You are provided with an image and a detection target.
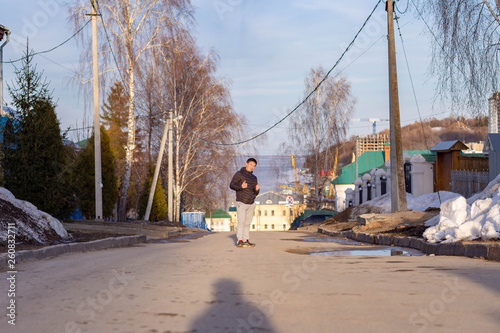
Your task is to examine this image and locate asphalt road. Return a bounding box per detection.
[1,231,500,333]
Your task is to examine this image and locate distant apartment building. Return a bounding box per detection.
[356,134,389,156]
[489,92,500,133]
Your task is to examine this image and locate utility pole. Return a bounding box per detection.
[91,1,103,220]
[0,25,10,117]
[145,110,177,222]
[168,110,174,222]
[355,136,359,179]
[145,111,169,221]
[386,0,407,212]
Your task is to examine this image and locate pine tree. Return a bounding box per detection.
[2,47,76,219]
[138,166,167,222]
[72,126,119,219]
[101,81,128,185]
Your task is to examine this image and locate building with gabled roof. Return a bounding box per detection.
[485,133,500,181]
[205,209,232,232]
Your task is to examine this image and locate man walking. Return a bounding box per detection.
[230,158,260,247]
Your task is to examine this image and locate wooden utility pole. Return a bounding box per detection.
[91,0,103,220]
[386,0,407,212]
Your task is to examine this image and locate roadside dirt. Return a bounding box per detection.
[320,208,441,238]
[1,219,188,253]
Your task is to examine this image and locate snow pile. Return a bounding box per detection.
[356,190,460,214]
[0,187,69,245]
[423,174,500,243]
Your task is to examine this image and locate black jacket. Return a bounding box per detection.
[230,167,259,204]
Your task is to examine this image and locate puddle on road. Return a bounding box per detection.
[310,247,423,257]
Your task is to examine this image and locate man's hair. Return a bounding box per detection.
[246,157,257,165]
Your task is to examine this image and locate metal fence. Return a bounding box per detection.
[451,170,489,198]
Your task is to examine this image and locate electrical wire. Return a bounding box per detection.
[2,20,91,64]
[394,15,430,149]
[395,0,410,14]
[94,0,127,85]
[409,0,487,99]
[196,0,384,146]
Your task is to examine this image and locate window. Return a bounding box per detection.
[283,210,286,216]
[252,224,256,230]
[259,210,261,216]
[271,224,275,229]
[264,210,267,216]
[283,224,286,230]
[264,224,268,229]
[271,210,274,216]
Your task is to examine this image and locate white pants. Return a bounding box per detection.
[236,201,256,241]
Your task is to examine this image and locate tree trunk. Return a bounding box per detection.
[118,41,136,222]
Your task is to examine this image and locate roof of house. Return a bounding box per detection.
[332,150,434,185]
[485,133,500,151]
[255,191,300,205]
[430,140,469,152]
[297,210,337,221]
[332,151,385,185]
[204,208,231,219]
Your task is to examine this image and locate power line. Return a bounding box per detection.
[395,0,410,14]
[394,15,429,148]
[2,20,91,64]
[197,0,384,146]
[94,0,127,85]
[409,0,488,100]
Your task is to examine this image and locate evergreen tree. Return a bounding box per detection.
[2,48,76,218]
[101,81,128,186]
[138,166,167,222]
[72,126,119,219]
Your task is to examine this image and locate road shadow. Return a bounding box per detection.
[190,278,277,332]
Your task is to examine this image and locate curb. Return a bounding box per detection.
[0,235,147,271]
[318,228,500,261]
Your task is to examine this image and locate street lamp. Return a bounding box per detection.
[0,24,10,117]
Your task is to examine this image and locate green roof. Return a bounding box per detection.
[297,210,337,220]
[332,151,385,185]
[332,150,434,185]
[205,208,231,219]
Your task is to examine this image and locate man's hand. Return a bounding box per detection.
[256,183,259,191]
[242,181,248,188]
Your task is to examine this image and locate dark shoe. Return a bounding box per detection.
[237,240,244,247]
[243,240,255,247]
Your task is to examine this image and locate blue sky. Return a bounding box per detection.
[1,0,455,154]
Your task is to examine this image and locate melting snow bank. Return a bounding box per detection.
[423,174,500,243]
[355,190,460,214]
[0,187,69,245]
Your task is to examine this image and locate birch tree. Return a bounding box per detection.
[288,67,355,209]
[415,0,500,114]
[158,36,243,221]
[70,0,192,221]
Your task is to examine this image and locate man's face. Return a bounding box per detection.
[246,161,256,172]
